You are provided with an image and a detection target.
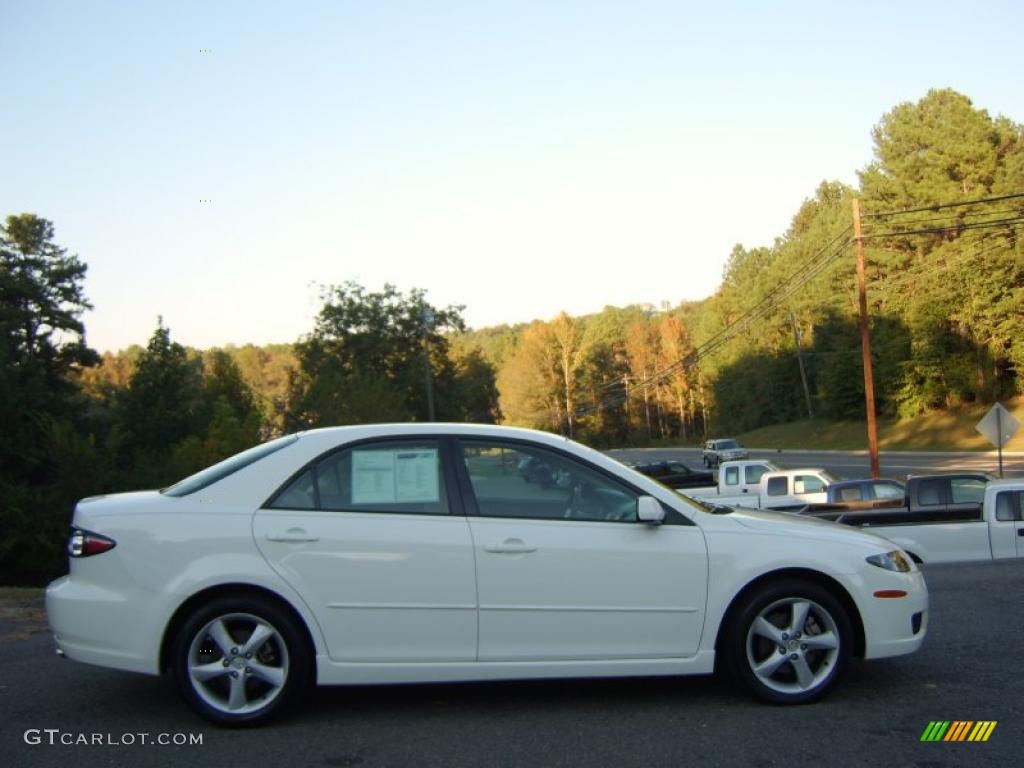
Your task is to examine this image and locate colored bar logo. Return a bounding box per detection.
[920,721,997,742]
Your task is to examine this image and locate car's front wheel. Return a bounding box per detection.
[724,580,852,704]
[172,595,310,726]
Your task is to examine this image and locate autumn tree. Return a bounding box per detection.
[498,321,563,430]
[657,314,695,439]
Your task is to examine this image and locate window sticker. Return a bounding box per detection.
[352,448,440,504]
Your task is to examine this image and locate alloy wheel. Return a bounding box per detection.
[744,597,841,695]
[186,612,290,716]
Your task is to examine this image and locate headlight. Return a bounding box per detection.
[866,550,912,573]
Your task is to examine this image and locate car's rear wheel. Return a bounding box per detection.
[172,595,310,726]
[724,579,851,704]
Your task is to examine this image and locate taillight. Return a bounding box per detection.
[68,529,117,558]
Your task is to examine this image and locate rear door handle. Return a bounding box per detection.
[484,539,537,554]
[266,528,319,543]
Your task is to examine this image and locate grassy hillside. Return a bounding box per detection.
[736,398,1024,452]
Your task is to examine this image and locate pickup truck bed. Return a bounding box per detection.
[799,473,1024,565]
[805,504,982,526]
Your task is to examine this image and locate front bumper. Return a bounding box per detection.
[859,567,928,659]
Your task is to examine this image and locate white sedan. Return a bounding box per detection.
[47,424,927,725]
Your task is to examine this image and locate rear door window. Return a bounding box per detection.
[873,482,905,500]
[950,477,986,504]
[838,486,863,502]
[916,478,945,506]
[994,491,1021,522]
[745,465,768,484]
[766,477,788,496]
[268,439,450,515]
[794,475,826,494]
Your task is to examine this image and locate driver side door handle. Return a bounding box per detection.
[266,528,320,543]
[484,539,537,554]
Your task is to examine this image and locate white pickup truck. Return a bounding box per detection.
[805,475,1024,564]
[686,460,780,498]
[685,461,837,511]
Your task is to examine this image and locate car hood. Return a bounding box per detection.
[726,506,896,551]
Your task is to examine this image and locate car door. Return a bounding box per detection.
[990,490,1024,559]
[948,476,987,520]
[253,437,478,663]
[742,463,769,495]
[792,473,829,506]
[722,464,743,494]
[457,438,708,662]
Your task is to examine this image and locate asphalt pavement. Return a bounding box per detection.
[3,560,1022,768]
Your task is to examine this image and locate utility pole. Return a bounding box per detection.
[789,311,814,419]
[622,374,631,423]
[852,199,880,479]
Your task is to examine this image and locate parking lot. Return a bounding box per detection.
[2,559,1021,768]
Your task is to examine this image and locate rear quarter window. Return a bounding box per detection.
[163,435,299,497]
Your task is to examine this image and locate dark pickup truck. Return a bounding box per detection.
[801,472,1003,563]
[631,460,714,490]
[804,472,990,525]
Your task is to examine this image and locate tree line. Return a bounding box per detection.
[481,88,1023,439]
[2,88,1021,585]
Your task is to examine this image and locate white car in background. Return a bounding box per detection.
[47,424,927,725]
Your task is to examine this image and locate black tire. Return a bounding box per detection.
[172,594,311,726]
[723,579,852,705]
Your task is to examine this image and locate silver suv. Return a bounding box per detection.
[703,438,749,467]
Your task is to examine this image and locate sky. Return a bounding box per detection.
[2,0,1022,353]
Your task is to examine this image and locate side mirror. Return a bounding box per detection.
[638,496,665,525]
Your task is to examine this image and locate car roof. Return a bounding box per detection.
[986,477,1024,489]
[297,422,572,444]
[905,471,995,481]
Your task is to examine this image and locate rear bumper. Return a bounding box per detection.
[46,576,160,676]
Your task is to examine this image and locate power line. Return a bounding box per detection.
[865,225,1023,293]
[861,207,1024,231]
[576,231,855,416]
[536,190,1024,425]
[861,191,1024,219]
[586,223,856,402]
[580,214,1019,417]
[858,216,1024,241]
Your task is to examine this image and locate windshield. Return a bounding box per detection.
[718,440,739,449]
[162,435,299,497]
[821,471,841,484]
